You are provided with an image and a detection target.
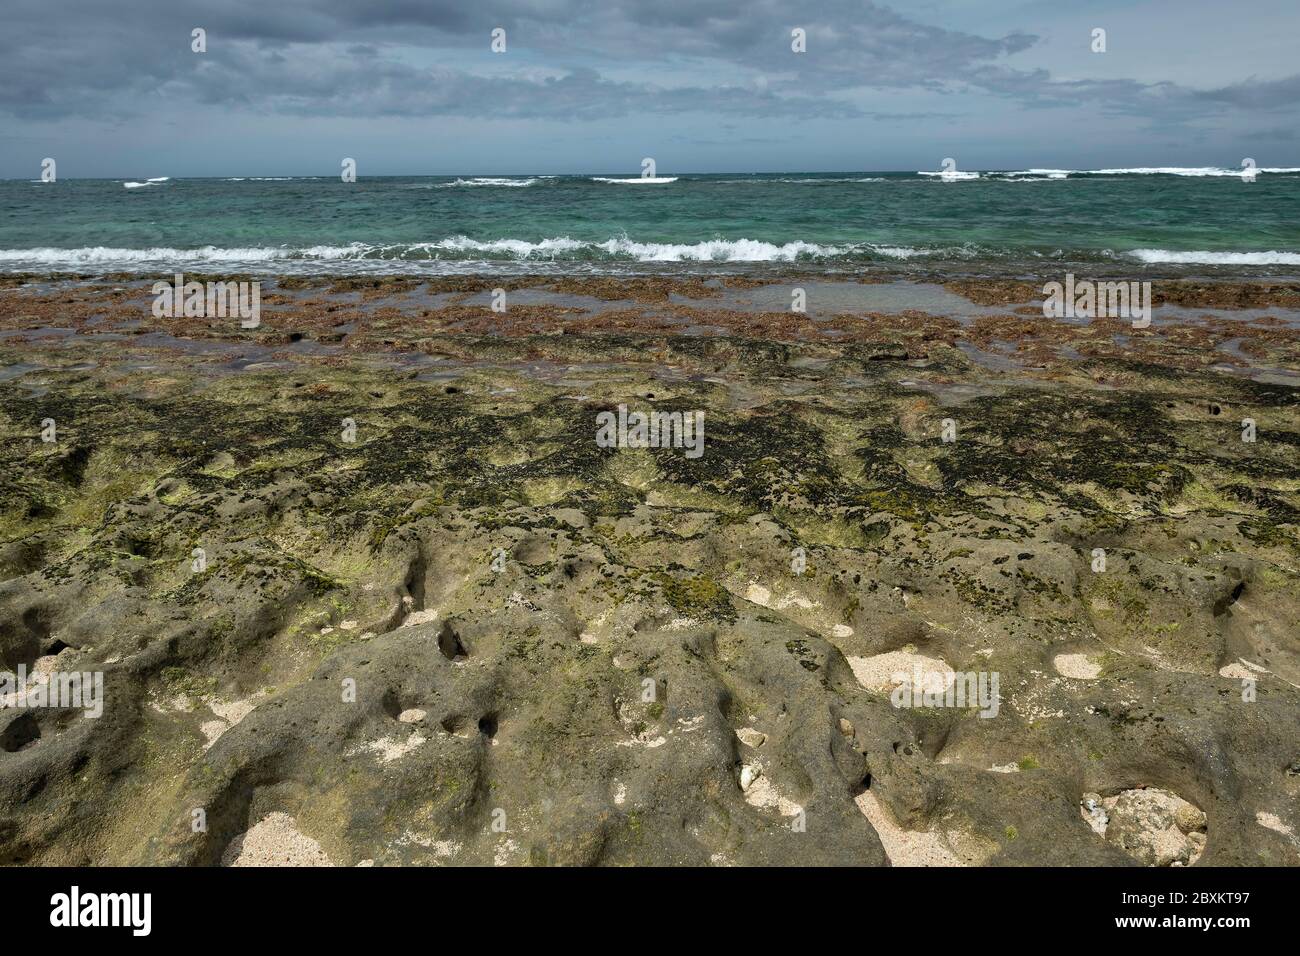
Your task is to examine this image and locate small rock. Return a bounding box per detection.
[1102,788,1206,867]
[1080,792,1109,836]
[1175,803,1207,835]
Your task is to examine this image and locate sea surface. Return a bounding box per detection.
[3,168,1299,278]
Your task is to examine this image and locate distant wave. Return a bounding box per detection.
[989,170,1069,180]
[917,170,980,180]
[434,177,541,188]
[1086,166,1300,177]
[993,167,1300,178]
[225,177,299,182]
[925,167,1300,179]
[1129,249,1300,265]
[590,176,679,184]
[123,177,169,189]
[714,177,887,184]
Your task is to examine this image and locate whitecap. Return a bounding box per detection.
[434,177,539,188]
[917,170,980,181]
[590,176,679,184]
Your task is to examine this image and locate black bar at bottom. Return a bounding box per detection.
[5,865,1285,940]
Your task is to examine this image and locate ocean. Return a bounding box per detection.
[3,168,1299,278]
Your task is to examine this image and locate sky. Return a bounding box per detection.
[1,0,1297,178]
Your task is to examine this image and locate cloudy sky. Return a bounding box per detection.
[2,0,1297,177]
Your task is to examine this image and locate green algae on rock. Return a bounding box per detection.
[0,276,1297,866]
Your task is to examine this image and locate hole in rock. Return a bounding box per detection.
[0,713,40,752]
[1213,581,1246,616]
[440,715,466,735]
[380,689,402,720]
[478,714,498,738]
[437,623,467,661]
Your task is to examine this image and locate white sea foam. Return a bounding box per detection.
[780,176,886,183]
[869,246,930,259]
[591,176,679,184]
[435,177,540,188]
[414,236,843,260]
[917,170,980,180]
[0,237,848,266]
[917,166,1300,179]
[994,170,1069,180]
[713,177,888,184]
[1085,166,1300,177]
[1129,249,1300,265]
[3,239,1293,270]
[595,237,838,260]
[412,236,588,255]
[0,245,318,264]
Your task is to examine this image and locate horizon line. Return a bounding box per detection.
[8,165,1297,182]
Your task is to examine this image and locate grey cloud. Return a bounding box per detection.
[180,48,863,120]
[1195,74,1300,111]
[0,0,1038,120]
[0,0,1296,129]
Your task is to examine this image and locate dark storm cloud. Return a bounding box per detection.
[1,0,1297,126]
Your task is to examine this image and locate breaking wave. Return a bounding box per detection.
[0,237,943,267]
[433,177,542,188]
[1,238,1295,273]
[1128,249,1300,265]
[590,176,679,184]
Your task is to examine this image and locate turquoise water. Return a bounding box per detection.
[3,170,1299,277]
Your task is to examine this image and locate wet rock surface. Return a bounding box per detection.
[0,276,1297,866]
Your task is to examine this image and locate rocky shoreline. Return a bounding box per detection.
[1,275,1297,866]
